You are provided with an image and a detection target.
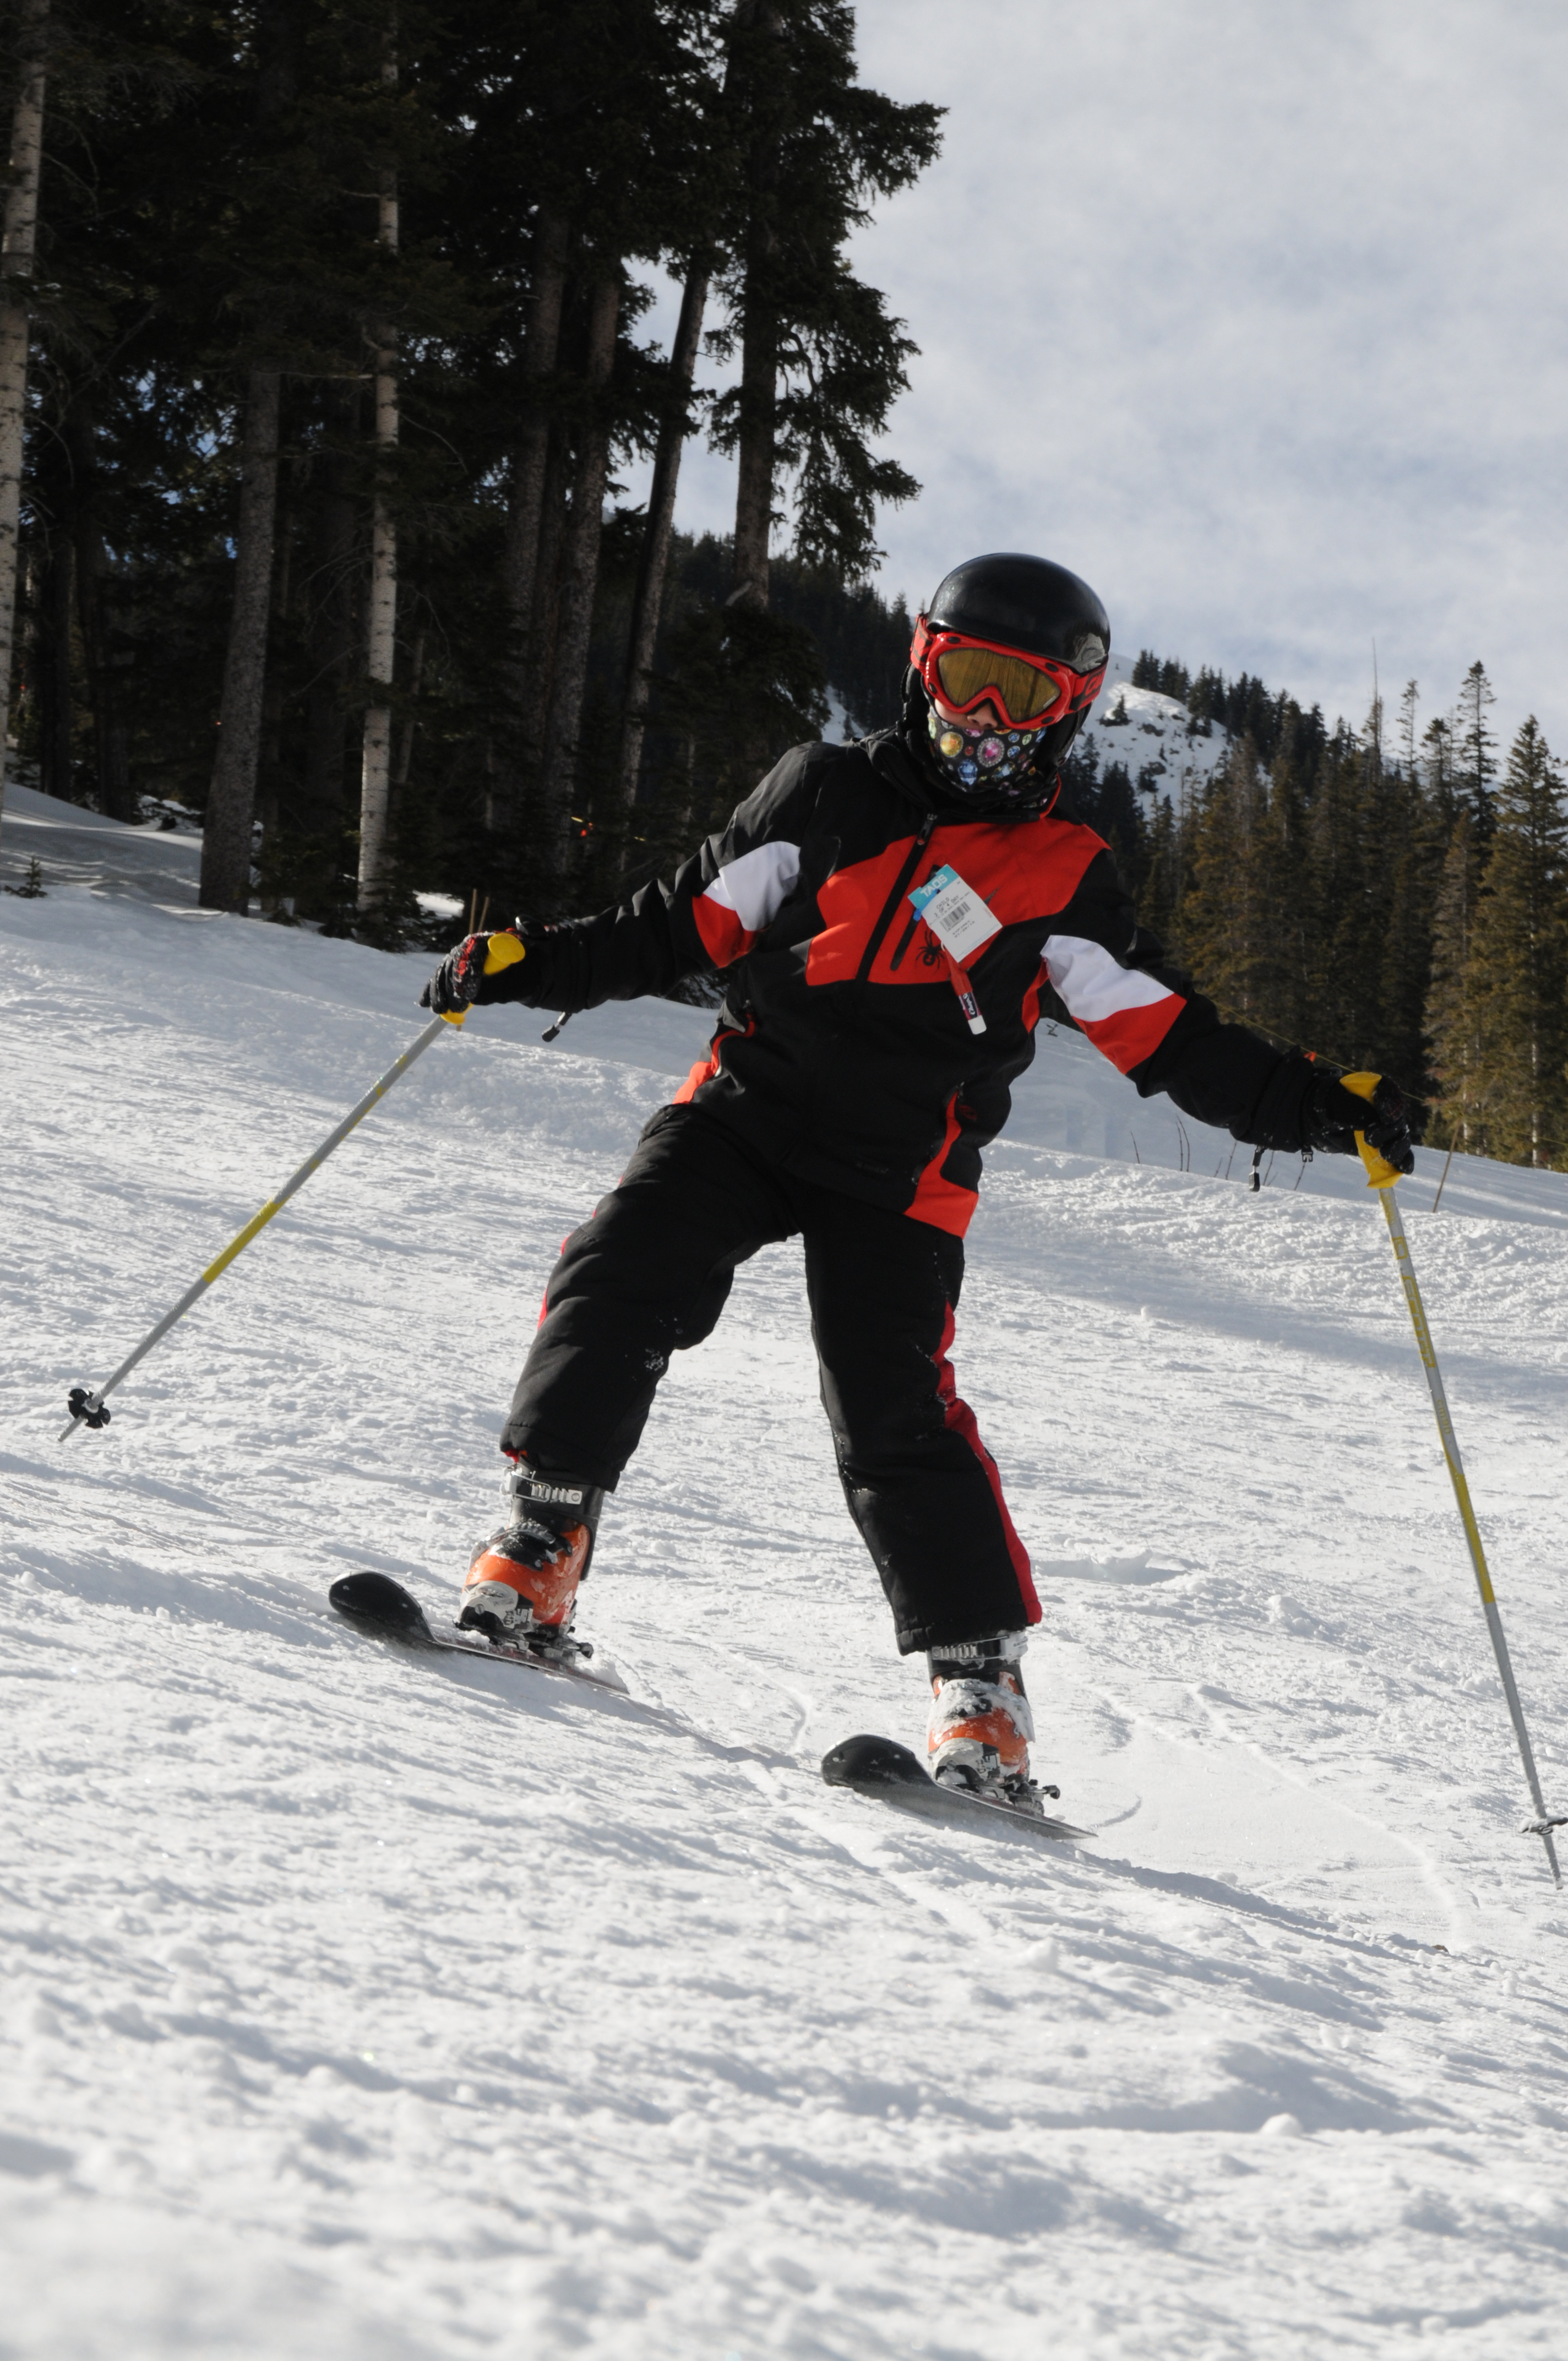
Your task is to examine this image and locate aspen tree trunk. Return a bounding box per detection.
[199,369,281,911]
[0,0,49,838]
[494,206,568,825]
[540,273,620,851]
[356,41,400,916]
[615,258,708,818]
[729,1,783,613]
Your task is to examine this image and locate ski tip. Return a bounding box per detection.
[821,1733,926,1791]
[328,1570,433,1644]
[822,1732,1092,1839]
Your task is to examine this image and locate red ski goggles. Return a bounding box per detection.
[910,616,1107,732]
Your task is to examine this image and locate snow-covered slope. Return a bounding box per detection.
[4,790,1568,2359]
[1076,651,1232,808]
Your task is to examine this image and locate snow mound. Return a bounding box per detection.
[1078,655,1233,804]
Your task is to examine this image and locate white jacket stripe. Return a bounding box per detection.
[1042,932,1178,1024]
[703,839,803,933]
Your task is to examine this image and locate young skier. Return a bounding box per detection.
[421,552,1417,1814]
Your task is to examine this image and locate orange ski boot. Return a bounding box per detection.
[926,1633,1048,1815]
[459,1461,603,1654]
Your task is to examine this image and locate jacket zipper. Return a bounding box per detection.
[854,811,937,983]
[888,908,923,971]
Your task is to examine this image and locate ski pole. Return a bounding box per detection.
[58,931,526,1443]
[1344,1073,1565,1886]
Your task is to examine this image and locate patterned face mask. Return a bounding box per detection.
[926,703,1042,798]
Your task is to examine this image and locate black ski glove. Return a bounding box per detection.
[420,929,523,1016]
[1303,1070,1419,1174]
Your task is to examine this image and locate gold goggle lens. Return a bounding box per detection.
[935,645,1063,722]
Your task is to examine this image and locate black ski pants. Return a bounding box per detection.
[502,1103,1038,1655]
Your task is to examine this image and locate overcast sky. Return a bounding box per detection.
[636,0,1568,754]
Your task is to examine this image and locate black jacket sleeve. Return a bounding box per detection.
[1044,848,1317,1148]
[481,743,827,1014]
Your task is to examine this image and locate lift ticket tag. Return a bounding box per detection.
[908,865,1000,964]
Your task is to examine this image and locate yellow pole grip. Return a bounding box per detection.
[1341,1069,1402,1190]
[442,927,526,1026]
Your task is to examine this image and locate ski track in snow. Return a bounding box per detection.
[3,787,1568,2358]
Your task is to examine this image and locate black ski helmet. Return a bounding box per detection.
[903,551,1112,808]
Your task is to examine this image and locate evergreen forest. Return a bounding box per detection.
[3,2,1565,1165]
[1064,657,1568,1166]
[0,0,939,928]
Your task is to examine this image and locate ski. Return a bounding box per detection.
[821,1733,1090,1841]
[327,1570,629,1695]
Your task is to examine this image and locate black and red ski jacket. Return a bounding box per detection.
[494,728,1316,1236]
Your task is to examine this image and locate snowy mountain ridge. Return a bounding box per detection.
[1075,651,1233,806]
[3,788,1568,2359]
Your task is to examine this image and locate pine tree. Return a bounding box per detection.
[767,553,909,733]
[1058,736,1147,900]
[1420,712,1458,834]
[1456,659,1499,846]
[1397,678,1419,780]
[710,0,940,600]
[448,0,732,867]
[538,270,623,845]
[1301,723,1371,1062]
[1256,739,1311,1044]
[613,0,939,897]
[1375,756,1439,1090]
[1175,738,1275,1027]
[616,254,711,818]
[1460,720,1568,1165]
[1140,794,1180,949]
[1425,808,1484,1147]
[201,368,280,911]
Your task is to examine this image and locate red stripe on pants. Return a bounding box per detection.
[933,1304,1040,1623]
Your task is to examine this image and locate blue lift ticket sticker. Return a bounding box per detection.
[908,864,1001,964]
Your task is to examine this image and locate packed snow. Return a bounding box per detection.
[4,785,1568,2359]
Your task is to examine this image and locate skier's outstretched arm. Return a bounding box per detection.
[420,745,827,1019]
[1042,848,1419,1170]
